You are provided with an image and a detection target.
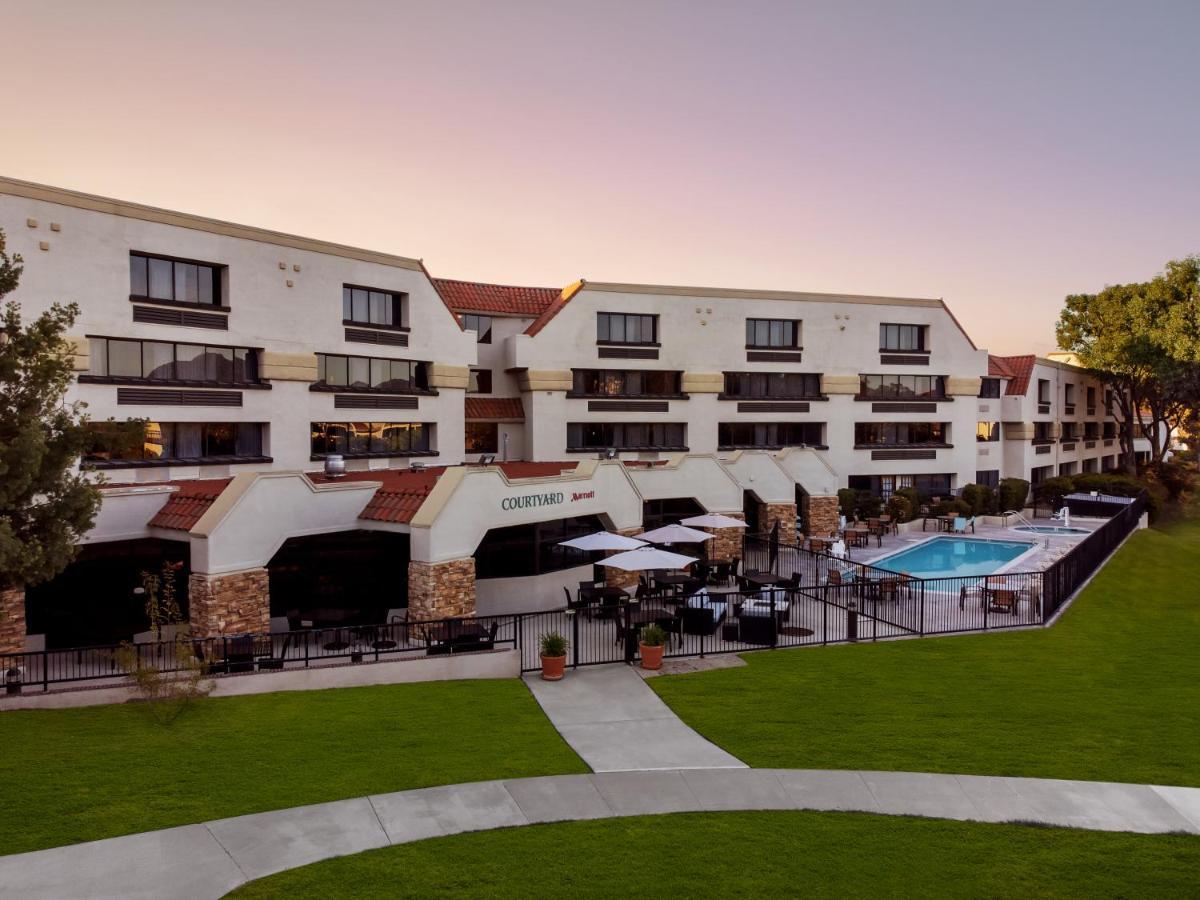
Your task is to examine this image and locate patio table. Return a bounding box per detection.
[743,570,784,587]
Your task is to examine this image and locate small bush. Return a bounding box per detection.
[894,487,922,517]
[932,498,972,517]
[539,632,567,658]
[639,624,667,647]
[886,494,914,523]
[115,639,213,726]
[960,483,998,516]
[999,477,1030,512]
[837,488,858,518]
[1033,476,1077,507]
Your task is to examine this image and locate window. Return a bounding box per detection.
[468,369,493,394]
[1033,422,1054,442]
[566,422,686,451]
[597,312,657,345]
[1031,465,1053,485]
[473,515,606,579]
[130,253,221,307]
[310,422,431,457]
[84,421,264,464]
[342,285,407,329]
[460,314,492,344]
[1103,421,1116,439]
[1086,386,1096,411]
[718,422,823,448]
[722,372,822,399]
[854,422,947,446]
[465,422,498,454]
[745,318,800,349]
[571,370,683,397]
[879,323,926,351]
[857,374,947,400]
[1059,462,1077,476]
[1082,457,1099,473]
[315,354,429,392]
[1037,379,1051,404]
[978,378,1001,398]
[975,469,1000,489]
[976,422,999,442]
[1083,422,1099,440]
[1105,389,1114,414]
[1064,383,1076,406]
[86,338,259,384]
[1061,423,1078,441]
[848,473,951,500]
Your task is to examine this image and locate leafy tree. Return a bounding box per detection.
[1056,256,1200,472]
[0,228,101,594]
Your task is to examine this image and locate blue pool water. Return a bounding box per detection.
[871,537,1034,578]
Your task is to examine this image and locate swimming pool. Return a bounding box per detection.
[871,537,1035,578]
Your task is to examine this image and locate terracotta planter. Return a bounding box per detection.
[540,654,567,681]
[639,643,664,670]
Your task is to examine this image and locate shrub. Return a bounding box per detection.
[894,487,922,517]
[1033,476,1076,507]
[1073,473,1143,497]
[960,483,998,516]
[639,623,667,647]
[837,488,858,518]
[886,494,914,523]
[115,639,213,725]
[932,498,972,517]
[538,632,567,658]
[998,477,1029,511]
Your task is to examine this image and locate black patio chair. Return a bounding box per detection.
[738,613,778,646]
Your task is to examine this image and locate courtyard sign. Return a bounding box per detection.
[500,492,565,511]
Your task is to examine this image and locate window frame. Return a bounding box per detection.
[464,422,499,454]
[460,314,493,344]
[879,323,928,352]
[468,368,493,394]
[596,312,659,346]
[569,369,685,398]
[857,374,948,401]
[717,421,824,449]
[853,421,949,447]
[82,337,262,386]
[313,353,432,394]
[310,421,434,459]
[976,421,1000,442]
[341,284,409,331]
[83,421,267,468]
[978,378,1001,399]
[565,421,687,452]
[129,251,225,310]
[744,318,802,350]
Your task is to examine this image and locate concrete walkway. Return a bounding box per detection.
[2,770,1198,899]
[522,664,746,771]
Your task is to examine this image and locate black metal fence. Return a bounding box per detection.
[2,495,1148,691]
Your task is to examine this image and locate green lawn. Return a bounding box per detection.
[229,811,1200,898]
[652,512,1200,785]
[0,680,585,855]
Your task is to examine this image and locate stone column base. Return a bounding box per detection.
[603,528,643,591]
[188,568,271,638]
[0,586,26,655]
[408,558,476,621]
[806,495,840,538]
[706,514,746,560]
[757,502,798,545]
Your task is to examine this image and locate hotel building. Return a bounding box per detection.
[0,177,1134,652]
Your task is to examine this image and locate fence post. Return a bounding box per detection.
[919,582,926,636]
[571,610,579,670]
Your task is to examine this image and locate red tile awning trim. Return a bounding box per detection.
[432,278,562,318]
[465,397,525,422]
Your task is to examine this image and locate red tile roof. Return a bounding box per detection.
[355,469,444,525]
[465,397,525,421]
[988,354,1036,396]
[432,278,562,318]
[146,478,233,531]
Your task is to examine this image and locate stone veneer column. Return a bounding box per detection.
[706,514,746,561]
[757,501,797,545]
[0,586,26,655]
[188,568,270,638]
[603,528,643,591]
[806,495,840,538]
[408,558,476,621]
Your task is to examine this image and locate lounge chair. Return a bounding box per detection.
[952,516,976,534]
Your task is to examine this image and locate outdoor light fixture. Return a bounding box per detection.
[604,447,618,459]
[479,454,496,465]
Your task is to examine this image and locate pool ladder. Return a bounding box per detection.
[1000,509,1036,528]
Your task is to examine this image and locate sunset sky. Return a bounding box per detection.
[3,0,1197,354]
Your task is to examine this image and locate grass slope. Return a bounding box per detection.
[230,811,1200,898]
[0,680,585,855]
[652,514,1200,785]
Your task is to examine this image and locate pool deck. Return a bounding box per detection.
[850,514,1101,574]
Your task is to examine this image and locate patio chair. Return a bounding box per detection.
[738,612,778,646]
[959,583,986,611]
[876,578,900,604]
[680,604,721,637]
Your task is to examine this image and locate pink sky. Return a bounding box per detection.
[3,1,1197,354]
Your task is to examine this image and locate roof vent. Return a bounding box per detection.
[323,454,346,478]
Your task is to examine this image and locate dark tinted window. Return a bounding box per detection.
[131,253,220,306]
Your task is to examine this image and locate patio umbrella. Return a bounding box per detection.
[638,524,715,545]
[680,513,748,529]
[599,546,698,572]
[557,531,647,552]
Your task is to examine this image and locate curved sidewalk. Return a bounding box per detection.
[2,769,1198,899]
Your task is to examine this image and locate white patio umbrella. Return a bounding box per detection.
[680,513,748,529]
[638,524,714,545]
[557,531,647,552]
[599,546,698,572]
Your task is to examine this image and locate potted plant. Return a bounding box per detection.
[539,631,568,681]
[639,623,667,670]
